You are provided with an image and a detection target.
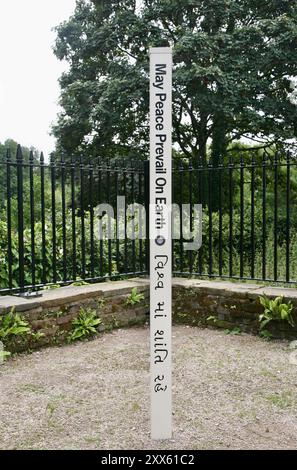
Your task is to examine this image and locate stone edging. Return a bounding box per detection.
[1,278,297,354]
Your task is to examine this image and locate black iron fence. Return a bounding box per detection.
[0,147,148,294]
[173,150,297,284]
[0,146,297,294]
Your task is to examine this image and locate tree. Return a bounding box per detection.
[53,0,297,163]
[0,140,39,212]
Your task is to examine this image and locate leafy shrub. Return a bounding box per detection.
[259,295,294,337]
[68,308,102,342]
[0,308,32,360]
[0,308,31,339]
[125,287,145,306]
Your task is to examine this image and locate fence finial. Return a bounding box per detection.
[16,144,23,161]
[6,148,11,162]
[40,151,44,163]
[29,150,34,163]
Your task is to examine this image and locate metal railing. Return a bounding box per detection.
[172,150,297,284]
[0,146,296,294]
[0,147,148,294]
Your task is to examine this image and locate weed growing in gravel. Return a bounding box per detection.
[225,327,242,335]
[266,392,296,409]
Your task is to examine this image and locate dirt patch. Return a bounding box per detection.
[0,326,297,449]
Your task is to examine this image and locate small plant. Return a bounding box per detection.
[68,308,102,342]
[0,308,31,340]
[71,281,90,287]
[259,295,294,335]
[30,331,45,341]
[0,346,11,361]
[0,308,32,361]
[206,315,218,323]
[225,326,242,335]
[43,284,61,290]
[96,297,106,309]
[259,329,273,340]
[125,287,145,306]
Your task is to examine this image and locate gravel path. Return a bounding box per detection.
[0,326,297,450]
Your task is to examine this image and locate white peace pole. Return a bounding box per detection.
[149,47,172,440]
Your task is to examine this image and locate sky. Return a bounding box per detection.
[0,0,76,157]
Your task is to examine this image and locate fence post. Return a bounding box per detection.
[16,145,25,292]
[29,150,36,288]
[144,159,150,275]
[6,149,13,291]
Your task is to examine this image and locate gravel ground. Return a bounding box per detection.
[0,325,297,450]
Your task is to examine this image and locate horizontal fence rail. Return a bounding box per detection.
[0,146,297,294]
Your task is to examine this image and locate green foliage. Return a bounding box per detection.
[259,329,273,341]
[125,287,145,306]
[68,308,102,342]
[225,327,242,335]
[259,295,295,333]
[0,308,31,340]
[43,284,61,290]
[53,1,297,160]
[0,308,32,361]
[0,208,125,290]
[206,315,218,323]
[0,140,40,213]
[71,281,90,286]
[0,349,11,361]
[30,331,45,342]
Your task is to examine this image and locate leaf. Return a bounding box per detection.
[259,318,271,330]
[0,350,11,361]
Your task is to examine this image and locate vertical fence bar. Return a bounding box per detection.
[218,156,223,276]
[189,159,193,275]
[80,156,86,279]
[6,149,13,291]
[16,145,25,292]
[274,153,278,281]
[239,155,244,278]
[286,152,290,283]
[50,155,57,284]
[250,154,255,279]
[29,151,36,288]
[229,155,233,278]
[98,159,103,277]
[198,157,203,275]
[179,160,184,273]
[262,153,267,280]
[61,155,67,282]
[208,158,213,277]
[123,167,128,274]
[138,168,143,273]
[89,158,95,279]
[40,152,46,285]
[131,161,136,274]
[107,163,112,277]
[115,166,120,274]
[71,156,77,281]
